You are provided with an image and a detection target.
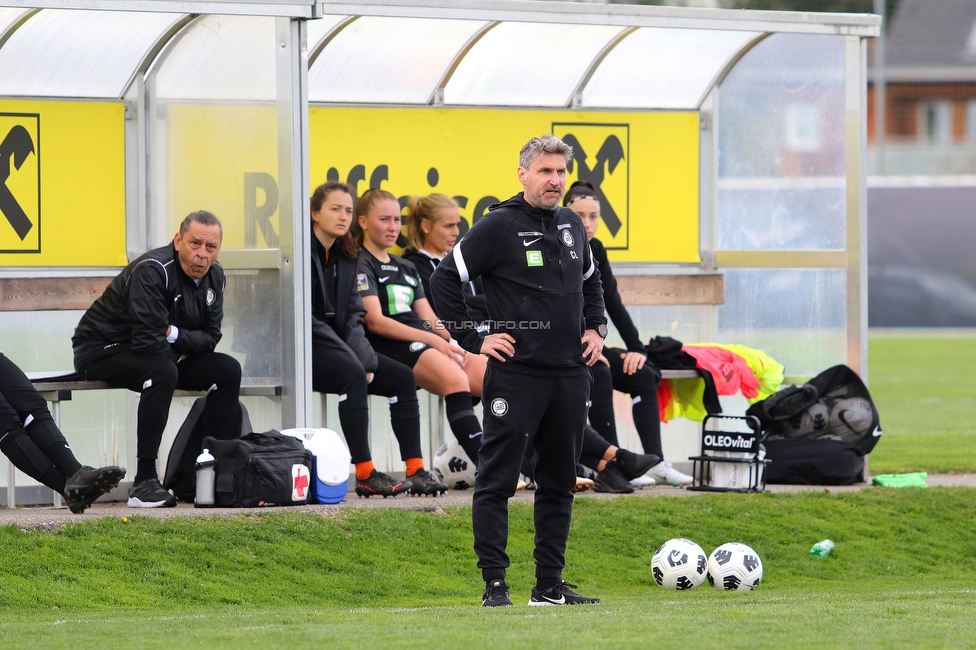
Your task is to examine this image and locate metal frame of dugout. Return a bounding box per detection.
[0,0,880,504]
[688,414,770,493]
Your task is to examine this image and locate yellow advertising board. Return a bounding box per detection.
[0,100,126,267]
[166,104,279,248]
[310,107,699,263]
[166,105,699,263]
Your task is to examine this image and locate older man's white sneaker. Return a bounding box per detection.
[648,460,694,487]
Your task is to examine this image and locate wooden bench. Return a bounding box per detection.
[1,275,281,507]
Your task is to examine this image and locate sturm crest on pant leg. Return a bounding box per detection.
[490,398,509,417]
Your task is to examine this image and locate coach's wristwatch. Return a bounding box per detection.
[597,323,609,339]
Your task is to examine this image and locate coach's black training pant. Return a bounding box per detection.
[521,425,612,481]
[473,365,589,583]
[80,350,241,480]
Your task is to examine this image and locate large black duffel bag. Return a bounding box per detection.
[763,438,865,485]
[203,431,313,507]
[746,365,881,485]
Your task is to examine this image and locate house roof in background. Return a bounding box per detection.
[885,0,976,78]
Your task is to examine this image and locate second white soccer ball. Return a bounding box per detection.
[432,440,476,490]
[651,538,708,590]
[706,542,763,591]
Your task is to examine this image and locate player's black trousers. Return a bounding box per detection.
[0,353,82,493]
[311,336,422,463]
[589,347,664,459]
[80,350,241,464]
[473,364,589,583]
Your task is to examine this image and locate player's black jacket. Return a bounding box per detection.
[73,243,225,368]
[589,237,644,353]
[311,236,378,373]
[429,192,606,372]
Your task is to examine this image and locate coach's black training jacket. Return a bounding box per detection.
[429,192,606,374]
[72,243,225,369]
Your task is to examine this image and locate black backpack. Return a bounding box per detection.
[163,398,251,502]
[203,431,314,508]
[745,365,882,485]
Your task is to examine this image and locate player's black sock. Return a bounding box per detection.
[388,392,423,460]
[445,392,481,467]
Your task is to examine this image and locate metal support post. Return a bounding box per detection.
[846,36,869,381]
[276,16,312,428]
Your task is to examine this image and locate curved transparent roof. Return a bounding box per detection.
[582,27,762,110]
[306,13,348,55]
[154,14,276,102]
[0,9,186,99]
[309,17,489,104]
[0,7,33,41]
[444,22,627,107]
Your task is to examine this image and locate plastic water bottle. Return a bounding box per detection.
[194,448,216,508]
[810,539,834,557]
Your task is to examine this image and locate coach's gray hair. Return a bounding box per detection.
[519,134,574,169]
[180,210,222,238]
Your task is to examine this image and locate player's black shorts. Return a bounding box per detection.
[367,335,430,368]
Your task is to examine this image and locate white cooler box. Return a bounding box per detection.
[280,428,351,504]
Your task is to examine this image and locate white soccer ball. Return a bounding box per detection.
[787,402,829,437]
[432,440,476,490]
[827,396,874,439]
[707,542,763,591]
[651,538,708,590]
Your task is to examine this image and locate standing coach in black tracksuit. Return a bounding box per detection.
[429,134,608,608]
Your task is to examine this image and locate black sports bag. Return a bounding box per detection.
[746,365,881,485]
[763,438,865,486]
[203,431,313,507]
[746,364,882,455]
[163,397,252,502]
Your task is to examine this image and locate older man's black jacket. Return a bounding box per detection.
[73,243,225,368]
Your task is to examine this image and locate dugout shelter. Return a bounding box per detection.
[0,0,879,503]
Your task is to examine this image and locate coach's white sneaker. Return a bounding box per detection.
[648,460,694,487]
[630,474,656,489]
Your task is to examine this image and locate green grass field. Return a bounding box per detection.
[1,335,974,648]
[868,334,976,473]
[2,490,976,648]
